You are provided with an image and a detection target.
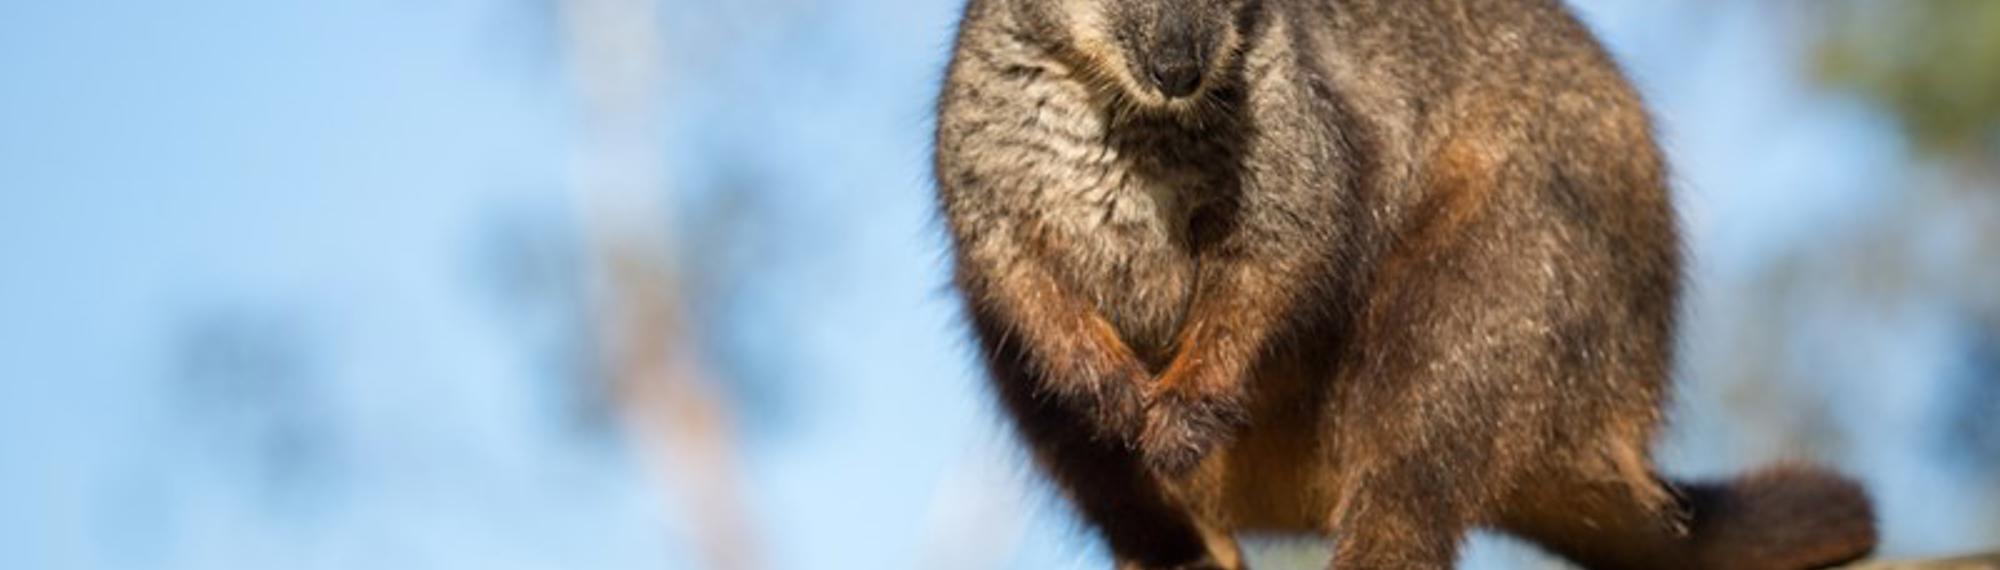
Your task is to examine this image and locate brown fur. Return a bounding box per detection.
[933,0,1879,568]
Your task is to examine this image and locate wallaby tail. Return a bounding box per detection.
[1501,463,1878,570]
[1673,464,1879,570]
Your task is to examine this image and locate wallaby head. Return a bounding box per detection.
[1014,0,1252,112]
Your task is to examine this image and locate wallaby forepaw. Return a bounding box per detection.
[1137,386,1247,475]
[1090,368,1151,446]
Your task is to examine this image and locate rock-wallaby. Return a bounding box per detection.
[933,0,1880,568]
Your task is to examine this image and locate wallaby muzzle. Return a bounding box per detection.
[1111,0,1230,101]
[1143,9,1209,98]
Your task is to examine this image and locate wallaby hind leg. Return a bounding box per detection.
[976,312,1237,570]
[1327,461,1474,570]
[1498,462,1878,570]
[1496,464,1689,570]
[1008,390,1236,570]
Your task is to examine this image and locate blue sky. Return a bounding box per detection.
[1,1,1991,569]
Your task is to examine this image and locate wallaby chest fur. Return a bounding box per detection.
[938,30,1234,362]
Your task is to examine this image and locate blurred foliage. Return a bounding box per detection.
[1946,318,2000,470]
[1810,1,2000,526]
[1814,0,2000,160]
[173,309,341,511]
[472,207,617,439]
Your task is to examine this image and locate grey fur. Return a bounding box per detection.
[934,1,1877,569]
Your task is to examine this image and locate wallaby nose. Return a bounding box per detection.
[1148,60,1203,99]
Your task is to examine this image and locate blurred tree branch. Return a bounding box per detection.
[1845,554,2000,569]
[557,0,761,568]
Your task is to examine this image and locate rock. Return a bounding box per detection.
[1844,554,2000,569]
